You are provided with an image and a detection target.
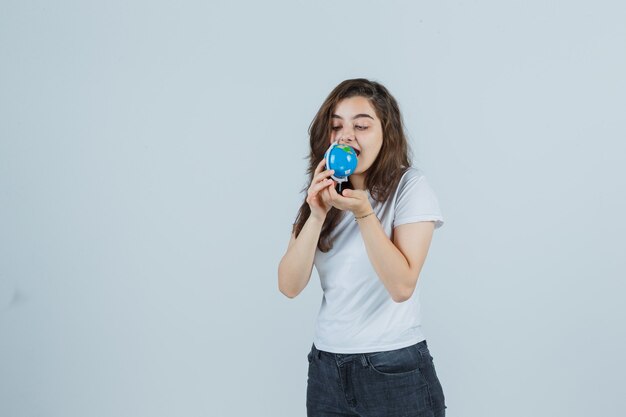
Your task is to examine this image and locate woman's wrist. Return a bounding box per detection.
[353,203,373,218]
[308,213,327,225]
[354,211,376,222]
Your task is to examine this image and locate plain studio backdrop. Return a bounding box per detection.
[1,1,625,416]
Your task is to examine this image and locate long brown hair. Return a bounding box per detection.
[292,78,413,252]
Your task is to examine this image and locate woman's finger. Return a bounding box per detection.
[321,185,335,207]
[308,178,334,197]
[312,159,336,184]
[313,158,326,176]
[327,183,340,199]
[314,169,334,184]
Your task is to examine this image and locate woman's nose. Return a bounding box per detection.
[338,136,354,146]
[338,129,355,142]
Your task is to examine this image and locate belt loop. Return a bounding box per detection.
[360,354,367,367]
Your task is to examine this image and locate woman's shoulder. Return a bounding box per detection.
[398,165,426,184]
[385,166,426,202]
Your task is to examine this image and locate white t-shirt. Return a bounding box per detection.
[312,166,444,354]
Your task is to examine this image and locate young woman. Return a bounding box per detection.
[278,78,447,417]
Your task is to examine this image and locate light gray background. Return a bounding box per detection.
[1,1,625,416]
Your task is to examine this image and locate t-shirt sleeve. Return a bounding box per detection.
[393,172,445,229]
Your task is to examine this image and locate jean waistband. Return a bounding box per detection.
[311,340,427,366]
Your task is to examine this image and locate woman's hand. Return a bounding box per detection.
[326,183,373,217]
[306,158,336,222]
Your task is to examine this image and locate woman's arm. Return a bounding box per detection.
[357,215,435,303]
[277,216,325,298]
[324,186,436,303]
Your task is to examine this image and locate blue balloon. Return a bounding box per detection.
[324,143,358,182]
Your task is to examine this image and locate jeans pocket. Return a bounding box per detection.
[366,345,422,377]
[416,342,447,412]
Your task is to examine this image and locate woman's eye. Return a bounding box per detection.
[332,125,368,131]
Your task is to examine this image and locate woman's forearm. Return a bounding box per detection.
[356,215,413,302]
[278,215,325,298]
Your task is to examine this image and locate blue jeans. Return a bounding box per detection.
[306,340,447,416]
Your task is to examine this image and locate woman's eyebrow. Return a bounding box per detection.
[331,113,374,120]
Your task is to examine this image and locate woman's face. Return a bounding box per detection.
[329,96,383,175]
